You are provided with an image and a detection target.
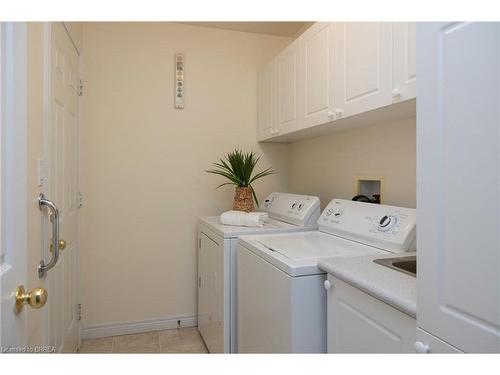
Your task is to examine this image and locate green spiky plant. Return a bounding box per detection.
[206,149,276,207]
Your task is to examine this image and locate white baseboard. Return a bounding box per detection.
[81,315,197,340]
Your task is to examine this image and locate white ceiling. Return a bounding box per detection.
[179,22,313,37]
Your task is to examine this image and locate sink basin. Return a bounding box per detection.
[373,256,416,277]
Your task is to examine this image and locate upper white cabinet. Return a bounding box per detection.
[333,22,393,120]
[257,22,416,142]
[257,58,278,141]
[277,38,301,134]
[300,23,335,127]
[417,22,500,353]
[393,22,416,102]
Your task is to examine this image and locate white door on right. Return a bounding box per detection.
[333,22,392,120]
[417,22,500,353]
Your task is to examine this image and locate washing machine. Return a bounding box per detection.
[237,198,416,353]
[197,192,320,353]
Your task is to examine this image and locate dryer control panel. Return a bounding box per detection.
[318,199,416,253]
[260,192,320,227]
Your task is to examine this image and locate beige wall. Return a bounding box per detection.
[288,117,416,209]
[80,23,291,327]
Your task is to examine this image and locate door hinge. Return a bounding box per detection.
[78,79,83,96]
[198,238,201,248]
[77,303,82,321]
[198,276,201,288]
[77,191,83,208]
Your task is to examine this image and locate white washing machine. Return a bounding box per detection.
[197,192,320,353]
[237,198,416,353]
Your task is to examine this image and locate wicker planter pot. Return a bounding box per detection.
[233,186,255,212]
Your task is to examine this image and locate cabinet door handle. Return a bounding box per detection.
[414,341,430,353]
[327,110,335,120]
[335,108,343,118]
[324,279,332,290]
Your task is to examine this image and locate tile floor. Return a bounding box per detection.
[79,327,208,354]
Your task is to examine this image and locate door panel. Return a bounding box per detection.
[417,22,500,353]
[277,39,300,134]
[393,22,416,101]
[257,59,277,141]
[333,22,392,119]
[300,22,335,128]
[328,277,416,353]
[46,22,79,353]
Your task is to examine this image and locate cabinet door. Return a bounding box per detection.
[257,58,277,141]
[277,39,301,134]
[393,22,416,102]
[417,22,500,353]
[333,22,392,119]
[300,22,335,128]
[327,277,416,353]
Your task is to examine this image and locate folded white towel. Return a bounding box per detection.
[220,210,269,227]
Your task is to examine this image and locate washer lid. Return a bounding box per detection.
[239,231,385,277]
[199,216,315,238]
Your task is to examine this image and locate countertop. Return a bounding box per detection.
[318,252,417,318]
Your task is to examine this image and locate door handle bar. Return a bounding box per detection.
[38,193,60,278]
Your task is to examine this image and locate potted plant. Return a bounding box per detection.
[206,149,276,212]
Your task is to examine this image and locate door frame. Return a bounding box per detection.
[0,22,29,349]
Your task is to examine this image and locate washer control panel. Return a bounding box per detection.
[261,192,321,227]
[319,199,416,253]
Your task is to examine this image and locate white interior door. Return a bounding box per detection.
[44,22,80,353]
[0,22,29,351]
[417,22,500,353]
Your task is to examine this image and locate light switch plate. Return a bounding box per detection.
[37,157,46,186]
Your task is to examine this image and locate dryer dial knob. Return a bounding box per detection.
[378,215,397,232]
[264,197,275,208]
[332,208,343,217]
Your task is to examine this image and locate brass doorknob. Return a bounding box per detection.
[15,285,48,314]
[50,239,66,253]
